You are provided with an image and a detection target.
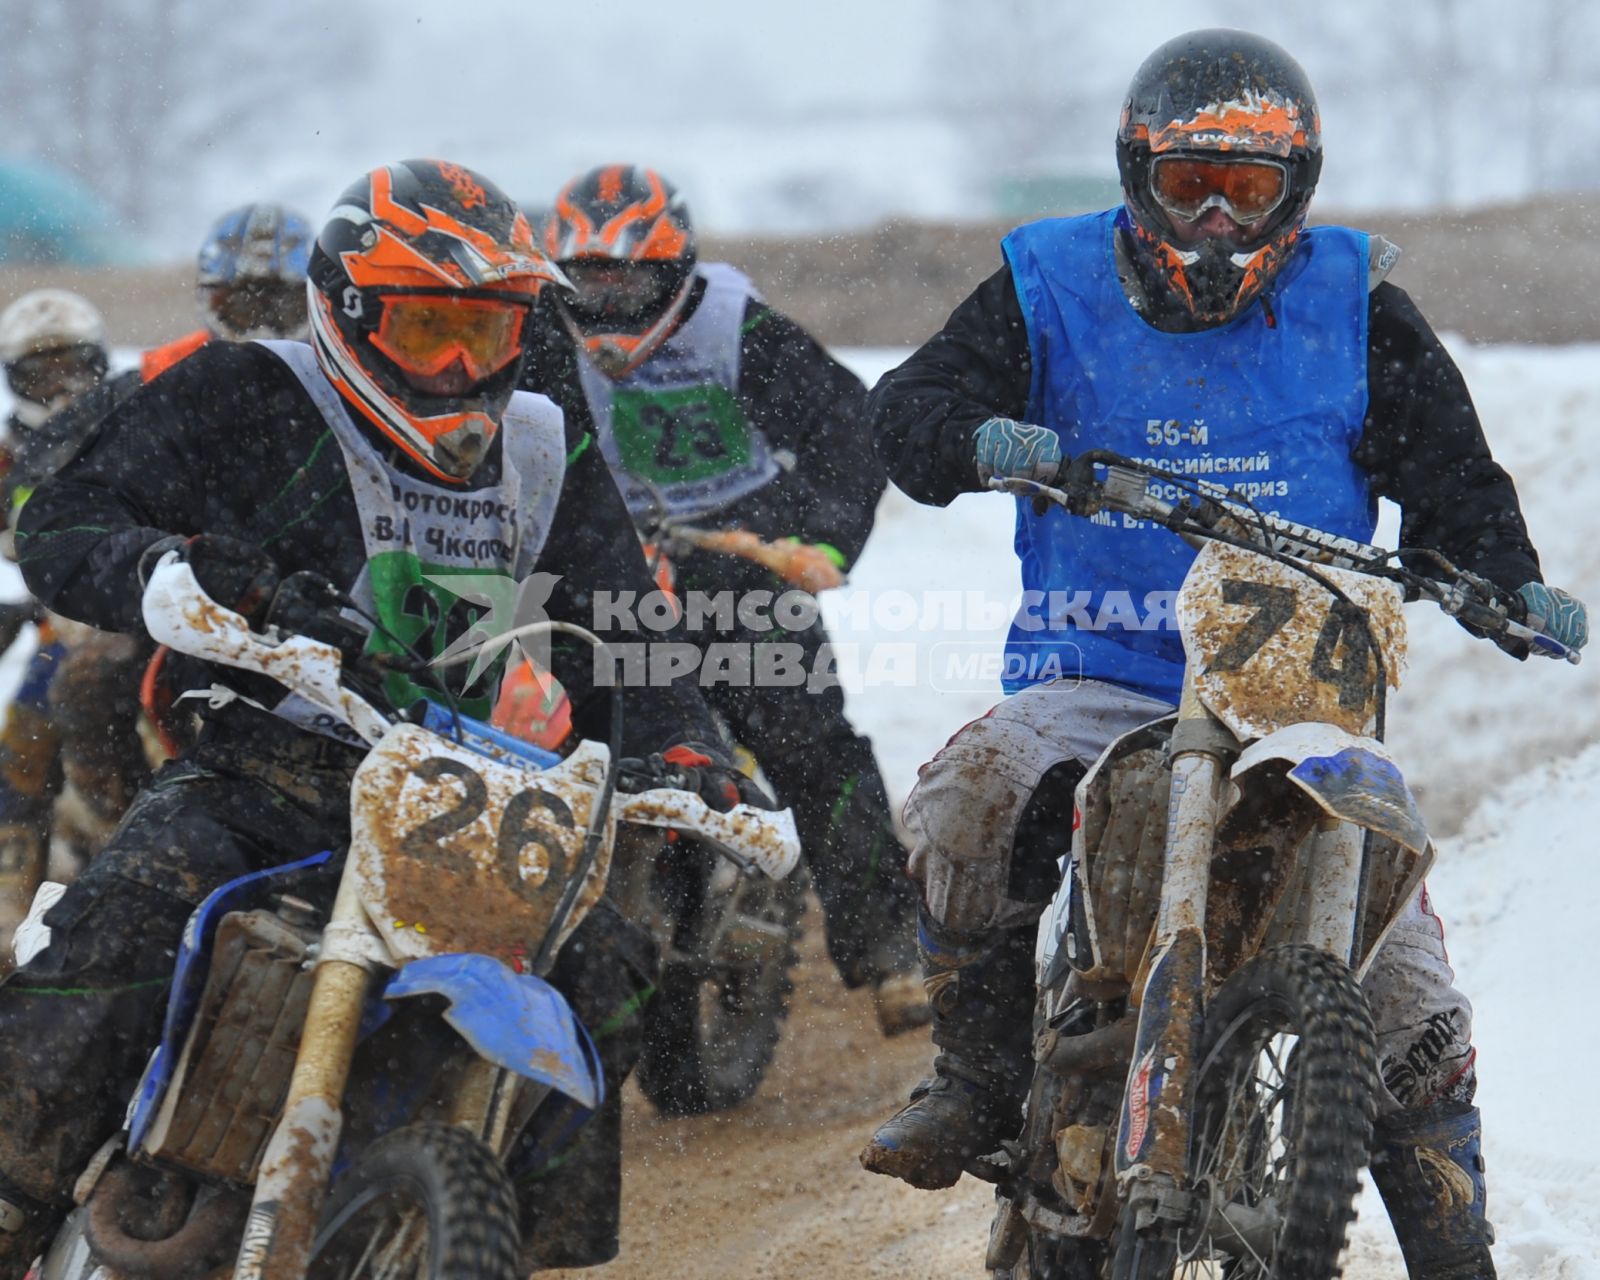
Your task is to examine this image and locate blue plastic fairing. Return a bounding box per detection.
[128,849,336,1153]
[1289,747,1429,853]
[419,702,561,771]
[383,953,603,1109]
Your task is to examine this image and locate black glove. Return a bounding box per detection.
[139,534,280,625]
[660,741,777,813]
[263,571,369,666]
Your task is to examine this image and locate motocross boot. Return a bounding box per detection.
[1370,1102,1496,1279]
[860,911,1035,1189]
[0,1169,59,1279]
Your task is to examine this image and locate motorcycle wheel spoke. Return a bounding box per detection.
[1182,1029,1298,1274]
[360,1206,425,1280]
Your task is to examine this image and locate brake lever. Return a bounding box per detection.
[614,755,694,795]
[1417,572,1582,664]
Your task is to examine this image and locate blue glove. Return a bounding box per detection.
[974,417,1062,485]
[1518,582,1588,651]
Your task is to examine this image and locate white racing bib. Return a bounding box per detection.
[263,341,567,727]
[578,263,782,522]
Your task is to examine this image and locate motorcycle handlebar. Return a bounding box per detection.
[988,450,1581,666]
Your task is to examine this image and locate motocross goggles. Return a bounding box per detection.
[560,260,682,323]
[208,279,309,340]
[4,344,107,406]
[370,294,531,385]
[1150,156,1289,226]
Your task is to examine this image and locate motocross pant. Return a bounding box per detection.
[0,634,64,933]
[902,677,1479,1119]
[511,898,660,1271]
[0,715,657,1263]
[0,626,151,933]
[678,564,920,987]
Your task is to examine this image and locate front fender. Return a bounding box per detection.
[1231,722,1429,854]
[383,954,603,1110]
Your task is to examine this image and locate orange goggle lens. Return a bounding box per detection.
[1150,157,1288,225]
[371,295,529,381]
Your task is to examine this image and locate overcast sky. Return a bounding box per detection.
[23,0,1597,258]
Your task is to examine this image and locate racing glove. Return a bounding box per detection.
[660,741,777,813]
[1517,582,1589,652]
[974,417,1063,485]
[138,533,280,625]
[264,571,369,663]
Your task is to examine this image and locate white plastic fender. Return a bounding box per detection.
[1229,721,1430,855]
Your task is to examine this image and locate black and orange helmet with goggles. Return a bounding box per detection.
[307,159,570,483]
[543,165,698,378]
[1115,29,1323,327]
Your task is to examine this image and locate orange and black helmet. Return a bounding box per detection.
[307,159,569,483]
[1115,29,1322,326]
[543,165,697,377]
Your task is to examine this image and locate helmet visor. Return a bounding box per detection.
[4,344,107,406]
[1150,157,1289,226]
[372,295,530,385]
[560,261,681,324]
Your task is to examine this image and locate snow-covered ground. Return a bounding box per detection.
[832,341,1600,1277]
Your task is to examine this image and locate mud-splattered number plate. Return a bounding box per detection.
[1177,542,1407,739]
[350,726,613,964]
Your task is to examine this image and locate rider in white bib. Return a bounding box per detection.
[525,164,929,1035]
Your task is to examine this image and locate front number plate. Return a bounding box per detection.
[349,727,612,965]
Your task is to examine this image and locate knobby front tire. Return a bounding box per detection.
[308,1122,520,1280]
[1112,945,1377,1279]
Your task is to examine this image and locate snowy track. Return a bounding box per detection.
[4,341,1596,1276]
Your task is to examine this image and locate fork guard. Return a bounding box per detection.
[383,953,604,1110]
[1229,722,1429,855]
[1226,722,1435,977]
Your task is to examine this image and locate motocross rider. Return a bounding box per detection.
[858,30,1589,1280]
[0,209,317,948]
[0,288,144,944]
[521,164,928,1035]
[140,200,314,381]
[0,160,757,1275]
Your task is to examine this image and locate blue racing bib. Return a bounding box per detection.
[999,209,1375,702]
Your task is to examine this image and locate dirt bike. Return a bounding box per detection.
[977,451,1577,1279]
[20,553,799,1280]
[493,518,848,1118]
[631,520,849,1115]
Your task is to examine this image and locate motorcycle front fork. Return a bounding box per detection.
[233,868,373,1280]
[1114,686,1365,1231]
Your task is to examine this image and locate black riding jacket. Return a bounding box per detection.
[15,339,718,754]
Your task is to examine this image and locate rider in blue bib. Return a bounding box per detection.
[861,29,1587,1280]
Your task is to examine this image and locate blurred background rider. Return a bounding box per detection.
[524,163,929,1036]
[0,203,313,949]
[141,200,312,381]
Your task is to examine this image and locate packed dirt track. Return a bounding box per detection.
[545,917,995,1280]
[547,914,1411,1280]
